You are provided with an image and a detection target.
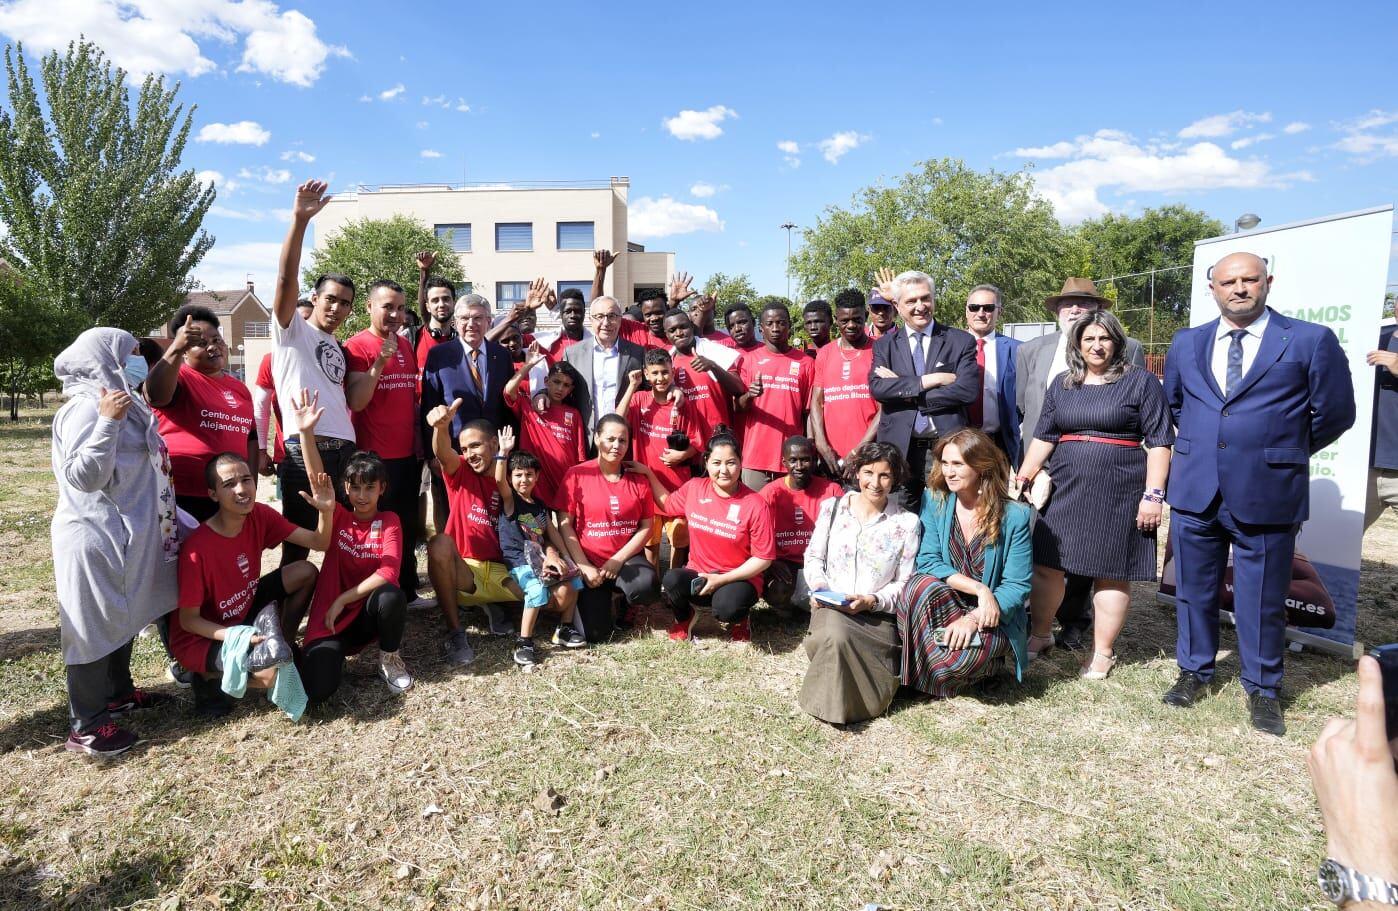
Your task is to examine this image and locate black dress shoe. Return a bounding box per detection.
[1248,694,1286,736]
[1056,625,1090,652]
[1163,671,1206,707]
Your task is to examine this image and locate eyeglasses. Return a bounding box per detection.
[590,312,621,322]
[966,304,998,313]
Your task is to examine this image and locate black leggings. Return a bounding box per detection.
[298,586,406,704]
[661,567,759,624]
[575,556,661,643]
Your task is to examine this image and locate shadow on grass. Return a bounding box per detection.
[0,626,60,662]
[0,845,184,910]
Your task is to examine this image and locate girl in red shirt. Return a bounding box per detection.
[504,344,588,508]
[632,430,777,643]
[299,449,414,704]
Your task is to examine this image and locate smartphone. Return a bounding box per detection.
[933,627,982,649]
[1368,643,1398,742]
[690,576,708,596]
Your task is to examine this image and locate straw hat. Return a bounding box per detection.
[1044,277,1111,314]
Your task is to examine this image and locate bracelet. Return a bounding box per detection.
[1145,487,1165,498]
[493,455,507,461]
[1141,493,1164,504]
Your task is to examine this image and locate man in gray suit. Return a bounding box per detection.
[564,295,646,448]
[1015,277,1146,650]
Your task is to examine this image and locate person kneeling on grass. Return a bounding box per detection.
[495,427,587,667]
[425,401,526,666]
[299,440,414,704]
[171,395,334,719]
[759,436,843,616]
[632,431,776,643]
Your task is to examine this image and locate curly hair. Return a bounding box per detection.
[925,428,1011,545]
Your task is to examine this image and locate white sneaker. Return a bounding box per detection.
[378,650,413,693]
[405,595,437,611]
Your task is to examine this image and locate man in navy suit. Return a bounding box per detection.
[422,294,514,448]
[1162,251,1355,735]
[1365,321,1398,529]
[869,269,980,510]
[962,284,1022,467]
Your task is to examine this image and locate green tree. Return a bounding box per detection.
[0,266,59,419]
[703,271,758,312]
[0,40,214,338]
[301,215,466,337]
[789,158,1071,324]
[1070,205,1225,346]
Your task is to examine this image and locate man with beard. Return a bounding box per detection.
[811,289,880,473]
[414,251,456,366]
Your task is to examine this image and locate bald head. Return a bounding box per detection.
[1209,251,1272,327]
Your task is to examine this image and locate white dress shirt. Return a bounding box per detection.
[905,320,937,369]
[975,333,999,434]
[1046,333,1070,390]
[1211,308,1270,392]
[591,339,620,424]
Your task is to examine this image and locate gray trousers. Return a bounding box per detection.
[66,641,134,734]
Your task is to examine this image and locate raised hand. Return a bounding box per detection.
[524,340,547,369]
[748,374,764,397]
[291,180,332,223]
[377,331,398,364]
[692,293,717,318]
[668,272,694,305]
[627,368,644,389]
[873,266,896,301]
[427,397,463,429]
[525,277,550,310]
[416,250,437,272]
[169,314,204,356]
[498,425,516,456]
[593,249,619,270]
[300,470,336,513]
[97,387,132,420]
[292,388,324,434]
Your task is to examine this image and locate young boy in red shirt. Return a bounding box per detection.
[759,437,843,614]
[503,343,588,509]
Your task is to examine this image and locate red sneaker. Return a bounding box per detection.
[728,617,752,643]
[668,613,699,641]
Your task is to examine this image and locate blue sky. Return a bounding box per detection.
[1,0,1394,296]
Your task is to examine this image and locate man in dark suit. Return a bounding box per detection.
[422,294,515,447]
[1366,321,1398,530]
[869,269,979,510]
[563,295,646,445]
[963,284,1023,467]
[1163,251,1355,735]
[1014,278,1146,649]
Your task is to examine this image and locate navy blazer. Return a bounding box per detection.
[869,322,980,450]
[988,333,1023,467]
[1163,307,1355,525]
[422,338,514,448]
[1372,323,1398,470]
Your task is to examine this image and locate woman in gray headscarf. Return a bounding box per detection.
[52,327,180,756]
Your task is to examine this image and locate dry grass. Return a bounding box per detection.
[2,408,1396,910]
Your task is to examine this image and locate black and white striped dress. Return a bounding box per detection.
[1031,366,1174,580]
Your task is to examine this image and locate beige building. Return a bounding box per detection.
[313,177,674,316]
[154,281,272,382]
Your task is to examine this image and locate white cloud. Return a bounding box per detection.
[378,83,405,101]
[590,131,601,140]
[421,94,469,112]
[1282,121,1311,135]
[236,166,292,185]
[207,205,289,222]
[0,0,348,87]
[194,239,306,292]
[689,182,729,198]
[1350,110,1398,131]
[195,169,238,194]
[1013,141,1078,159]
[932,117,943,126]
[420,149,443,159]
[629,196,723,239]
[777,139,801,168]
[662,105,737,141]
[1333,110,1398,160]
[817,130,870,164]
[1011,128,1309,222]
[196,120,270,146]
[1178,110,1272,138]
[1230,133,1274,150]
[279,150,315,163]
[416,121,429,129]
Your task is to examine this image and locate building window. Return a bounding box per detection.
[556,280,591,302]
[556,221,595,251]
[244,320,270,339]
[497,281,528,311]
[495,222,532,252]
[434,223,472,252]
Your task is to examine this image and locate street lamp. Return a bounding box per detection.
[779,222,797,300]
[1234,213,1261,233]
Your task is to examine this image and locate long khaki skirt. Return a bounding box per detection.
[799,607,901,725]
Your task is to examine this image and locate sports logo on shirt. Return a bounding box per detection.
[841,361,851,379]
[222,390,239,408]
[794,507,806,525]
[236,553,251,577]
[789,362,801,377]
[564,411,575,425]
[369,520,382,542]
[609,495,620,514]
[726,504,741,523]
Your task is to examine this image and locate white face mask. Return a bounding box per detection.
[123,354,149,388]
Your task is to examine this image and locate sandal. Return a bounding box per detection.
[1027,634,1055,660]
[1080,651,1118,680]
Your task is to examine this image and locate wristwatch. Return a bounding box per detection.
[1319,859,1398,906]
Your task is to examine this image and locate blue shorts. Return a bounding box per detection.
[510,565,582,610]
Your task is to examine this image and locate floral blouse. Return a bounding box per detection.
[802,492,923,614]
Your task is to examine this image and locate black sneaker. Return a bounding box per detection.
[65,722,137,757]
[552,626,587,649]
[513,640,538,667]
[166,662,194,688]
[107,689,174,716]
[191,676,232,720]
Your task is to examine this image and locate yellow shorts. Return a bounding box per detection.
[647,517,689,548]
[456,559,523,608]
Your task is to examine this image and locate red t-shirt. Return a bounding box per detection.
[172,503,297,670]
[443,461,504,562]
[662,478,776,591]
[626,389,696,492]
[736,347,815,473]
[508,392,587,508]
[703,330,738,349]
[759,476,842,564]
[344,329,419,460]
[670,351,733,444]
[813,342,878,458]
[304,505,402,646]
[255,353,285,464]
[416,327,453,365]
[154,365,255,497]
[619,317,665,350]
[544,332,584,363]
[558,462,655,567]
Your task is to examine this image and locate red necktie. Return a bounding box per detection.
[969,337,986,426]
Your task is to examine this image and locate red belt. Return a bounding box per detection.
[1059,434,1141,447]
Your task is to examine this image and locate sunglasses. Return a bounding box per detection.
[966,304,998,313]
